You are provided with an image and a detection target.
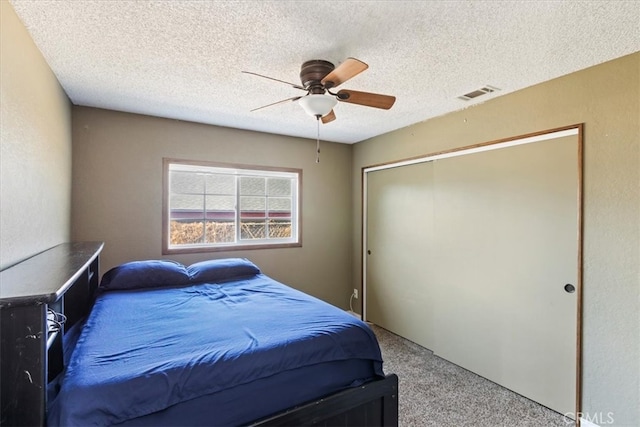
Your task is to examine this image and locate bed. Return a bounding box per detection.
[47,258,398,426]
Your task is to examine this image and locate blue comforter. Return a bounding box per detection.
[48,274,383,426]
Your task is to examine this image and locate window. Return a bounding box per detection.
[163,159,301,254]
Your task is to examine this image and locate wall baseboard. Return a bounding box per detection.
[580,417,600,427]
[347,310,362,319]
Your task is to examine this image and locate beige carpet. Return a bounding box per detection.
[370,324,574,427]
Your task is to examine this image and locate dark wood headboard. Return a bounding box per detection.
[0,242,104,426]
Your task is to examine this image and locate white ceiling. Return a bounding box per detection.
[9,1,640,144]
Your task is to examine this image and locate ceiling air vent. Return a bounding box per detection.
[458,85,500,101]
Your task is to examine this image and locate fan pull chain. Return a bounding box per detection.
[315,115,321,163]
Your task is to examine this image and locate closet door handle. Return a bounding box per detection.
[564,284,575,293]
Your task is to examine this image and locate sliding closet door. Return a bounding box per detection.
[430,136,578,414]
[365,133,579,415]
[366,162,437,347]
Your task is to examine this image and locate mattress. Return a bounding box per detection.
[48,273,384,426]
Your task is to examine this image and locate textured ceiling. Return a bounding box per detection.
[8,1,640,144]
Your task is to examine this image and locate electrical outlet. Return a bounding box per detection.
[353,288,359,299]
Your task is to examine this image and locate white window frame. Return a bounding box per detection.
[163,158,302,254]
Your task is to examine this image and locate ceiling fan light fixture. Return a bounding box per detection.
[299,94,337,118]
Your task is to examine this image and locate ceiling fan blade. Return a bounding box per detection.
[321,110,336,124]
[321,58,368,89]
[242,71,306,91]
[250,95,303,112]
[337,89,396,110]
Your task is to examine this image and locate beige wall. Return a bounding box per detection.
[71,107,353,308]
[0,1,72,270]
[352,53,639,425]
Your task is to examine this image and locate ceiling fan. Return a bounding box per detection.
[242,58,396,124]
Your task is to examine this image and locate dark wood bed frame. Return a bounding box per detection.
[252,374,398,426]
[0,242,399,427]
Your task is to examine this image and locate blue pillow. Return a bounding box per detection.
[187,258,261,284]
[100,260,190,290]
